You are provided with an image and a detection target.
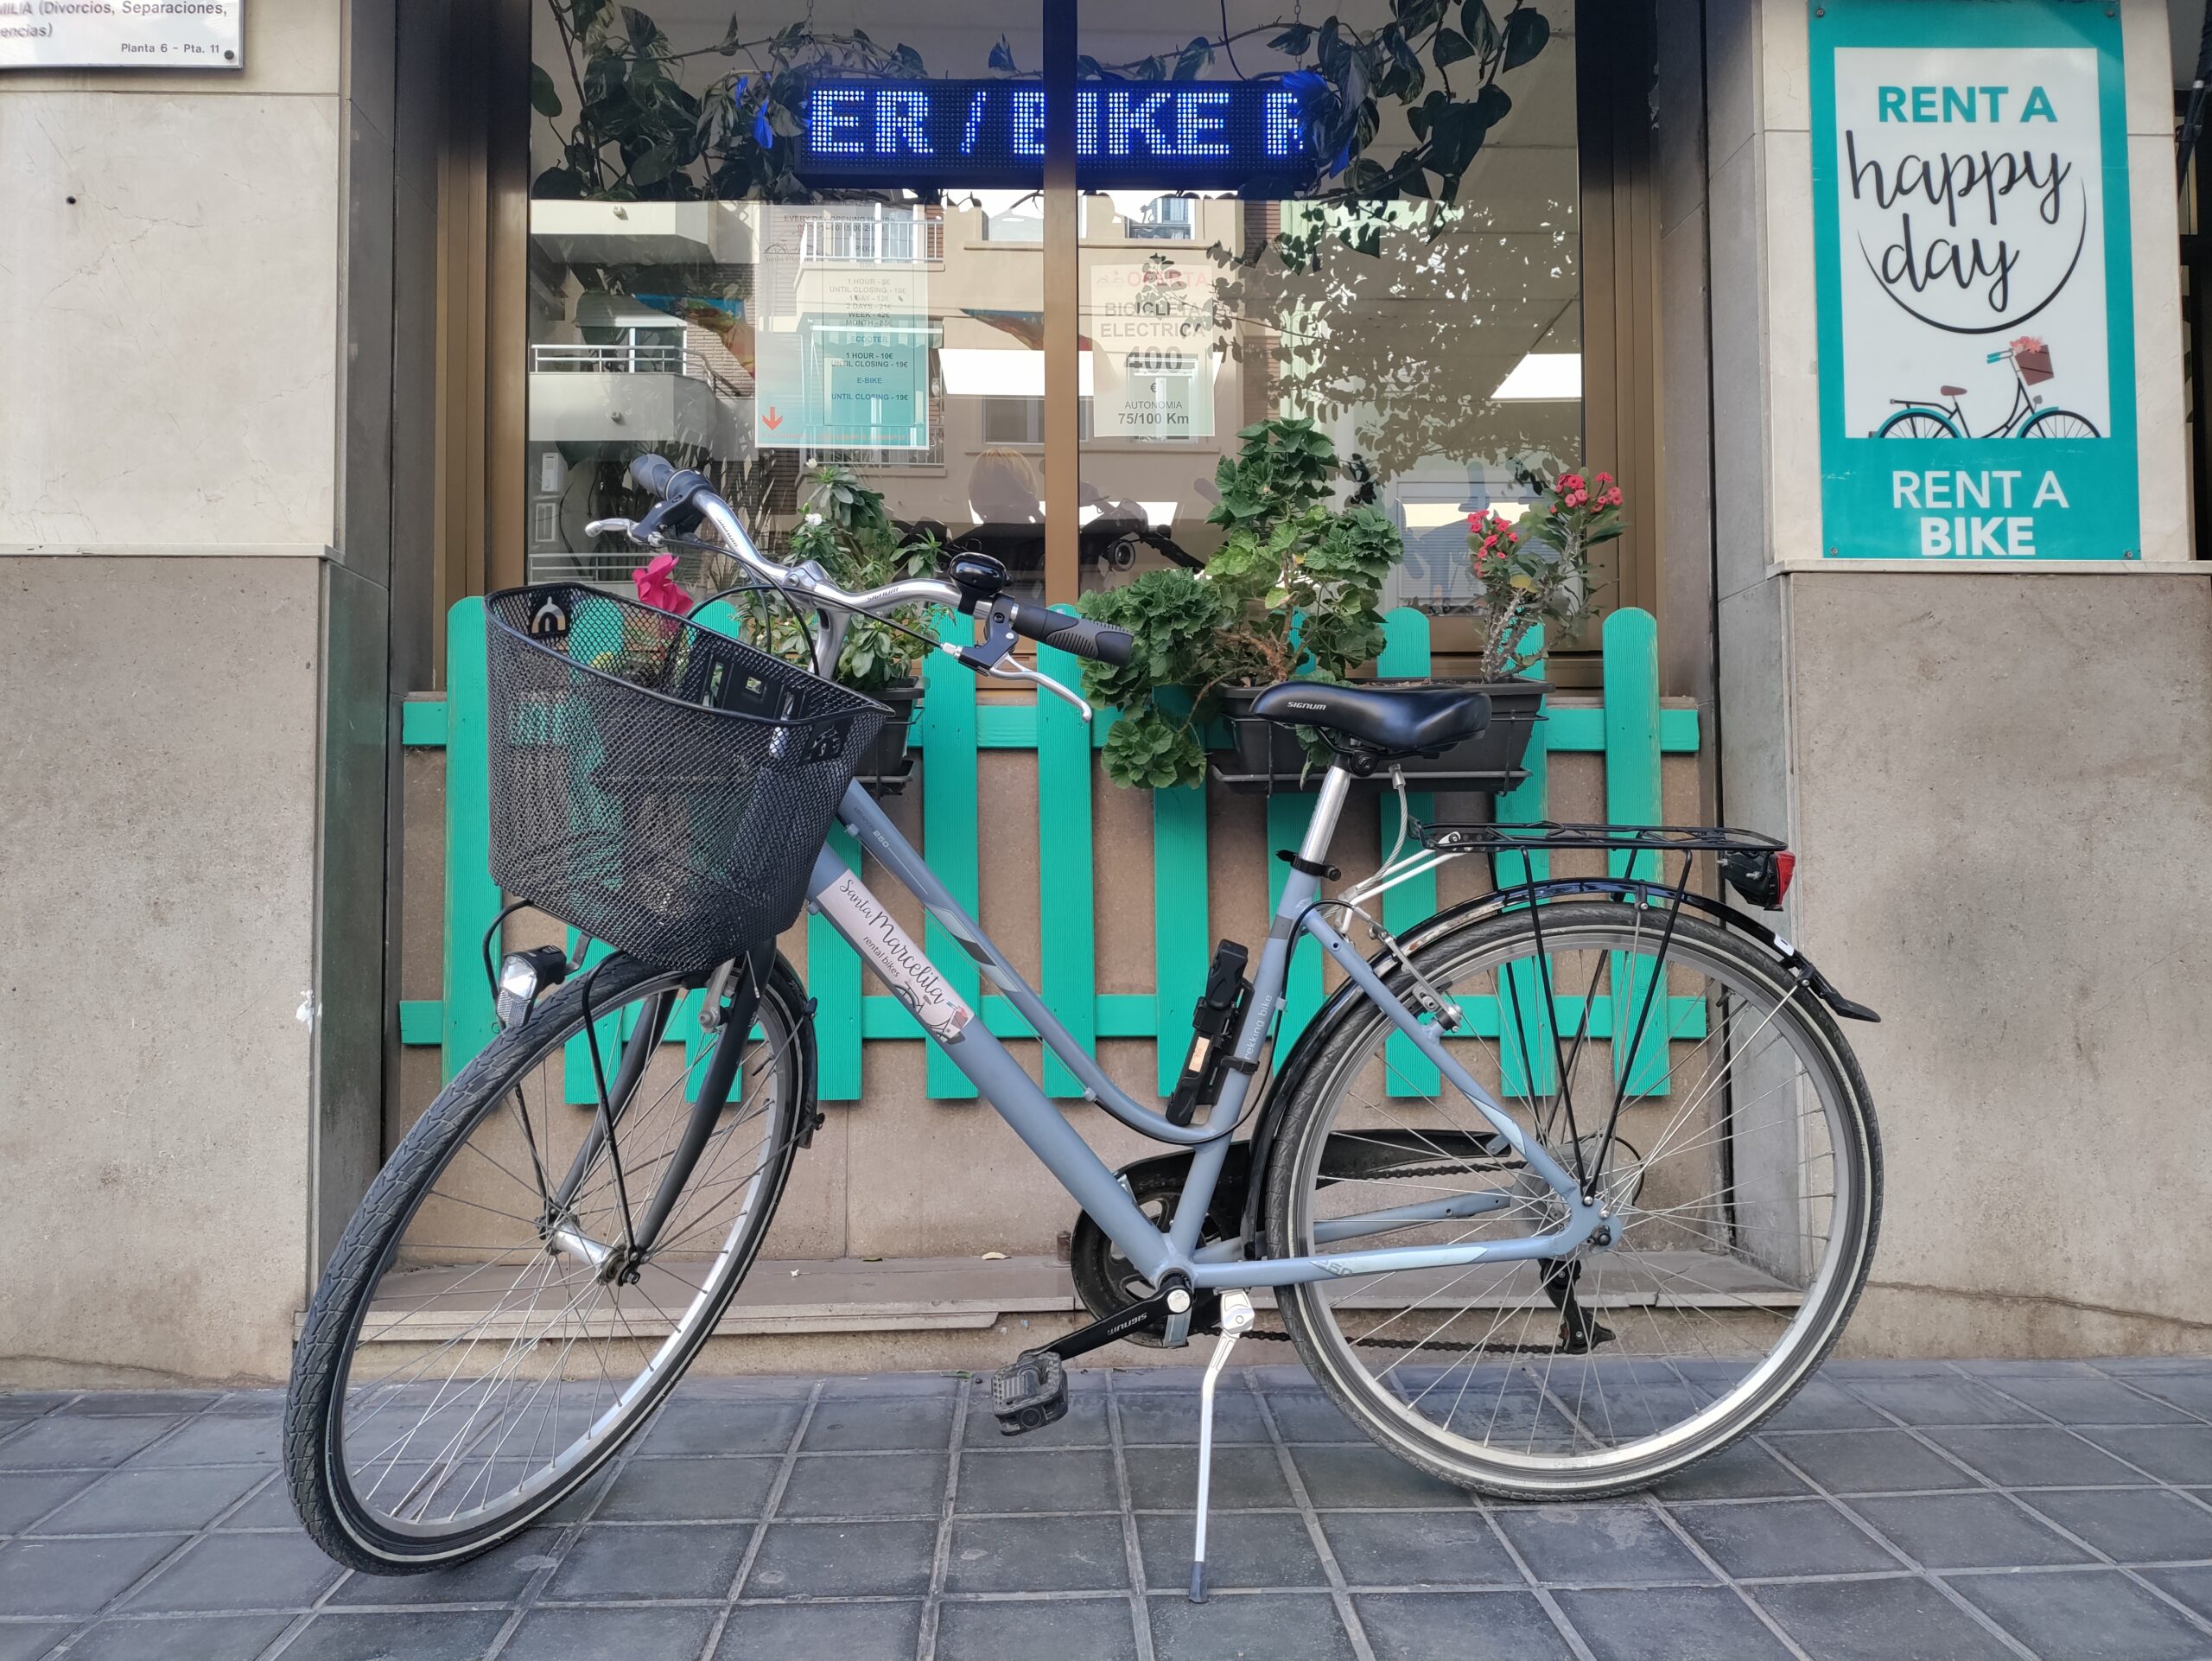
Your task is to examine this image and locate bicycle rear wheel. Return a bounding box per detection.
[1262,904,1878,1499]
[285,951,812,1570]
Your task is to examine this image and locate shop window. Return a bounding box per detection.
[1072,0,1588,644]
[515,0,1644,636]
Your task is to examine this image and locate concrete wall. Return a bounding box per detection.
[1700,0,2212,1354]
[0,0,438,1384]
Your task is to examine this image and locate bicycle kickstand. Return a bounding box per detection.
[1190,1289,1255,1604]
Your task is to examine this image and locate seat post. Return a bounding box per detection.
[1297,765,1356,867]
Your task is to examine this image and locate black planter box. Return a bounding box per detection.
[854,678,923,796]
[1210,678,1546,794]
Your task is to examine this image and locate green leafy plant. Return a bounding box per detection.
[1466,466,1623,678]
[716,464,939,694]
[1077,418,1402,790]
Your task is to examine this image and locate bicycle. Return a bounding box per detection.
[285,455,1884,1601]
[1873,337,2100,439]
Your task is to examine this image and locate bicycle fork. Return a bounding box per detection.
[545,960,760,1280]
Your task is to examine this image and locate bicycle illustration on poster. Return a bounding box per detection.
[1810,0,2139,560]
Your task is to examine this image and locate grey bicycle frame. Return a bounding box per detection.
[810,766,1606,1293]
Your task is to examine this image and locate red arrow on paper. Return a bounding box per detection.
[761,406,784,431]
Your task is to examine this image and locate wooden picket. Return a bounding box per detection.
[399,606,1701,1106]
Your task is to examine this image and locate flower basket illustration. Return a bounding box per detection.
[2012,336,2053,385]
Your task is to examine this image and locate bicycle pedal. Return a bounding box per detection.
[989,1349,1070,1436]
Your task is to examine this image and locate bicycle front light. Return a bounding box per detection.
[496,946,571,1030]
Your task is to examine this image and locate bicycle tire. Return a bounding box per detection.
[1261,904,1880,1500]
[1874,408,1961,438]
[2019,409,2100,439]
[285,951,813,1571]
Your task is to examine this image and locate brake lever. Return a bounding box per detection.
[585,517,653,544]
[946,642,1094,723]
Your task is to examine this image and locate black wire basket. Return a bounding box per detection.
[484,583,887,966]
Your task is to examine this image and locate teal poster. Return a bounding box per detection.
[1810,0,2139,559]
[753,207,935,452]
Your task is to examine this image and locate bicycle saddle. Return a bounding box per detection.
[1249,681,1491,756]
[1940,385,1967,397]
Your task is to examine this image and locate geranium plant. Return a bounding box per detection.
[1467,467,1623,678]
[1077,417,1403,790]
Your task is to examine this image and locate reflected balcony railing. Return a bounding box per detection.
[798,212,944,264]
[529,342,747,402]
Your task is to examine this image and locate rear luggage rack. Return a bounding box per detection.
[1413,821,1787,856]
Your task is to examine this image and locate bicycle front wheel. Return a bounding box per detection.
[285,951,813,1570]
[1262,904,1878,1499]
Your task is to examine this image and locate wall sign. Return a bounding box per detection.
[752,207,934,452]
[0,0,240,68]
[794,78,1319,191]
[1090,259,1216,441]
[1810,0,2137,560]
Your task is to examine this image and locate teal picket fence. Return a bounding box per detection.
[398,605,1697,1104]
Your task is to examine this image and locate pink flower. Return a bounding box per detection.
[1595,471,1614,486]
[1560,473,1586,494]
[632,553,696,616]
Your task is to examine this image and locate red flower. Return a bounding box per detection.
[632,552,696,616]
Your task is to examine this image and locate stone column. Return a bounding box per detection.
[1699,0,2212,1355]
[0,0,438,1383]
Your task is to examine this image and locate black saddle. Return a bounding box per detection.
[1249,681,1490,758]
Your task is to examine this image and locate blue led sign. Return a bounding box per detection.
[793,79,1320,191]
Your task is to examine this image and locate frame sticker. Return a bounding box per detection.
[815,869,975,1043]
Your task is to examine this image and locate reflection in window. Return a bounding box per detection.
[524,3,1049,595]
[982,397,1096,446]
[520,0,1585,619]
[1126,196,1194,239]
[1075,1,1583,627]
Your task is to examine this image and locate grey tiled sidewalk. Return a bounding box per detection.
[5,1360,2212,1661]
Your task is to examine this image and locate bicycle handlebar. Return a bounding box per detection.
[608,455,1126,703]
[999,601,1135,667]
[628,453,680,499]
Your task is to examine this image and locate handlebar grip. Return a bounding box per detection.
[628,453,678,497]
[1002,602,1135,666]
